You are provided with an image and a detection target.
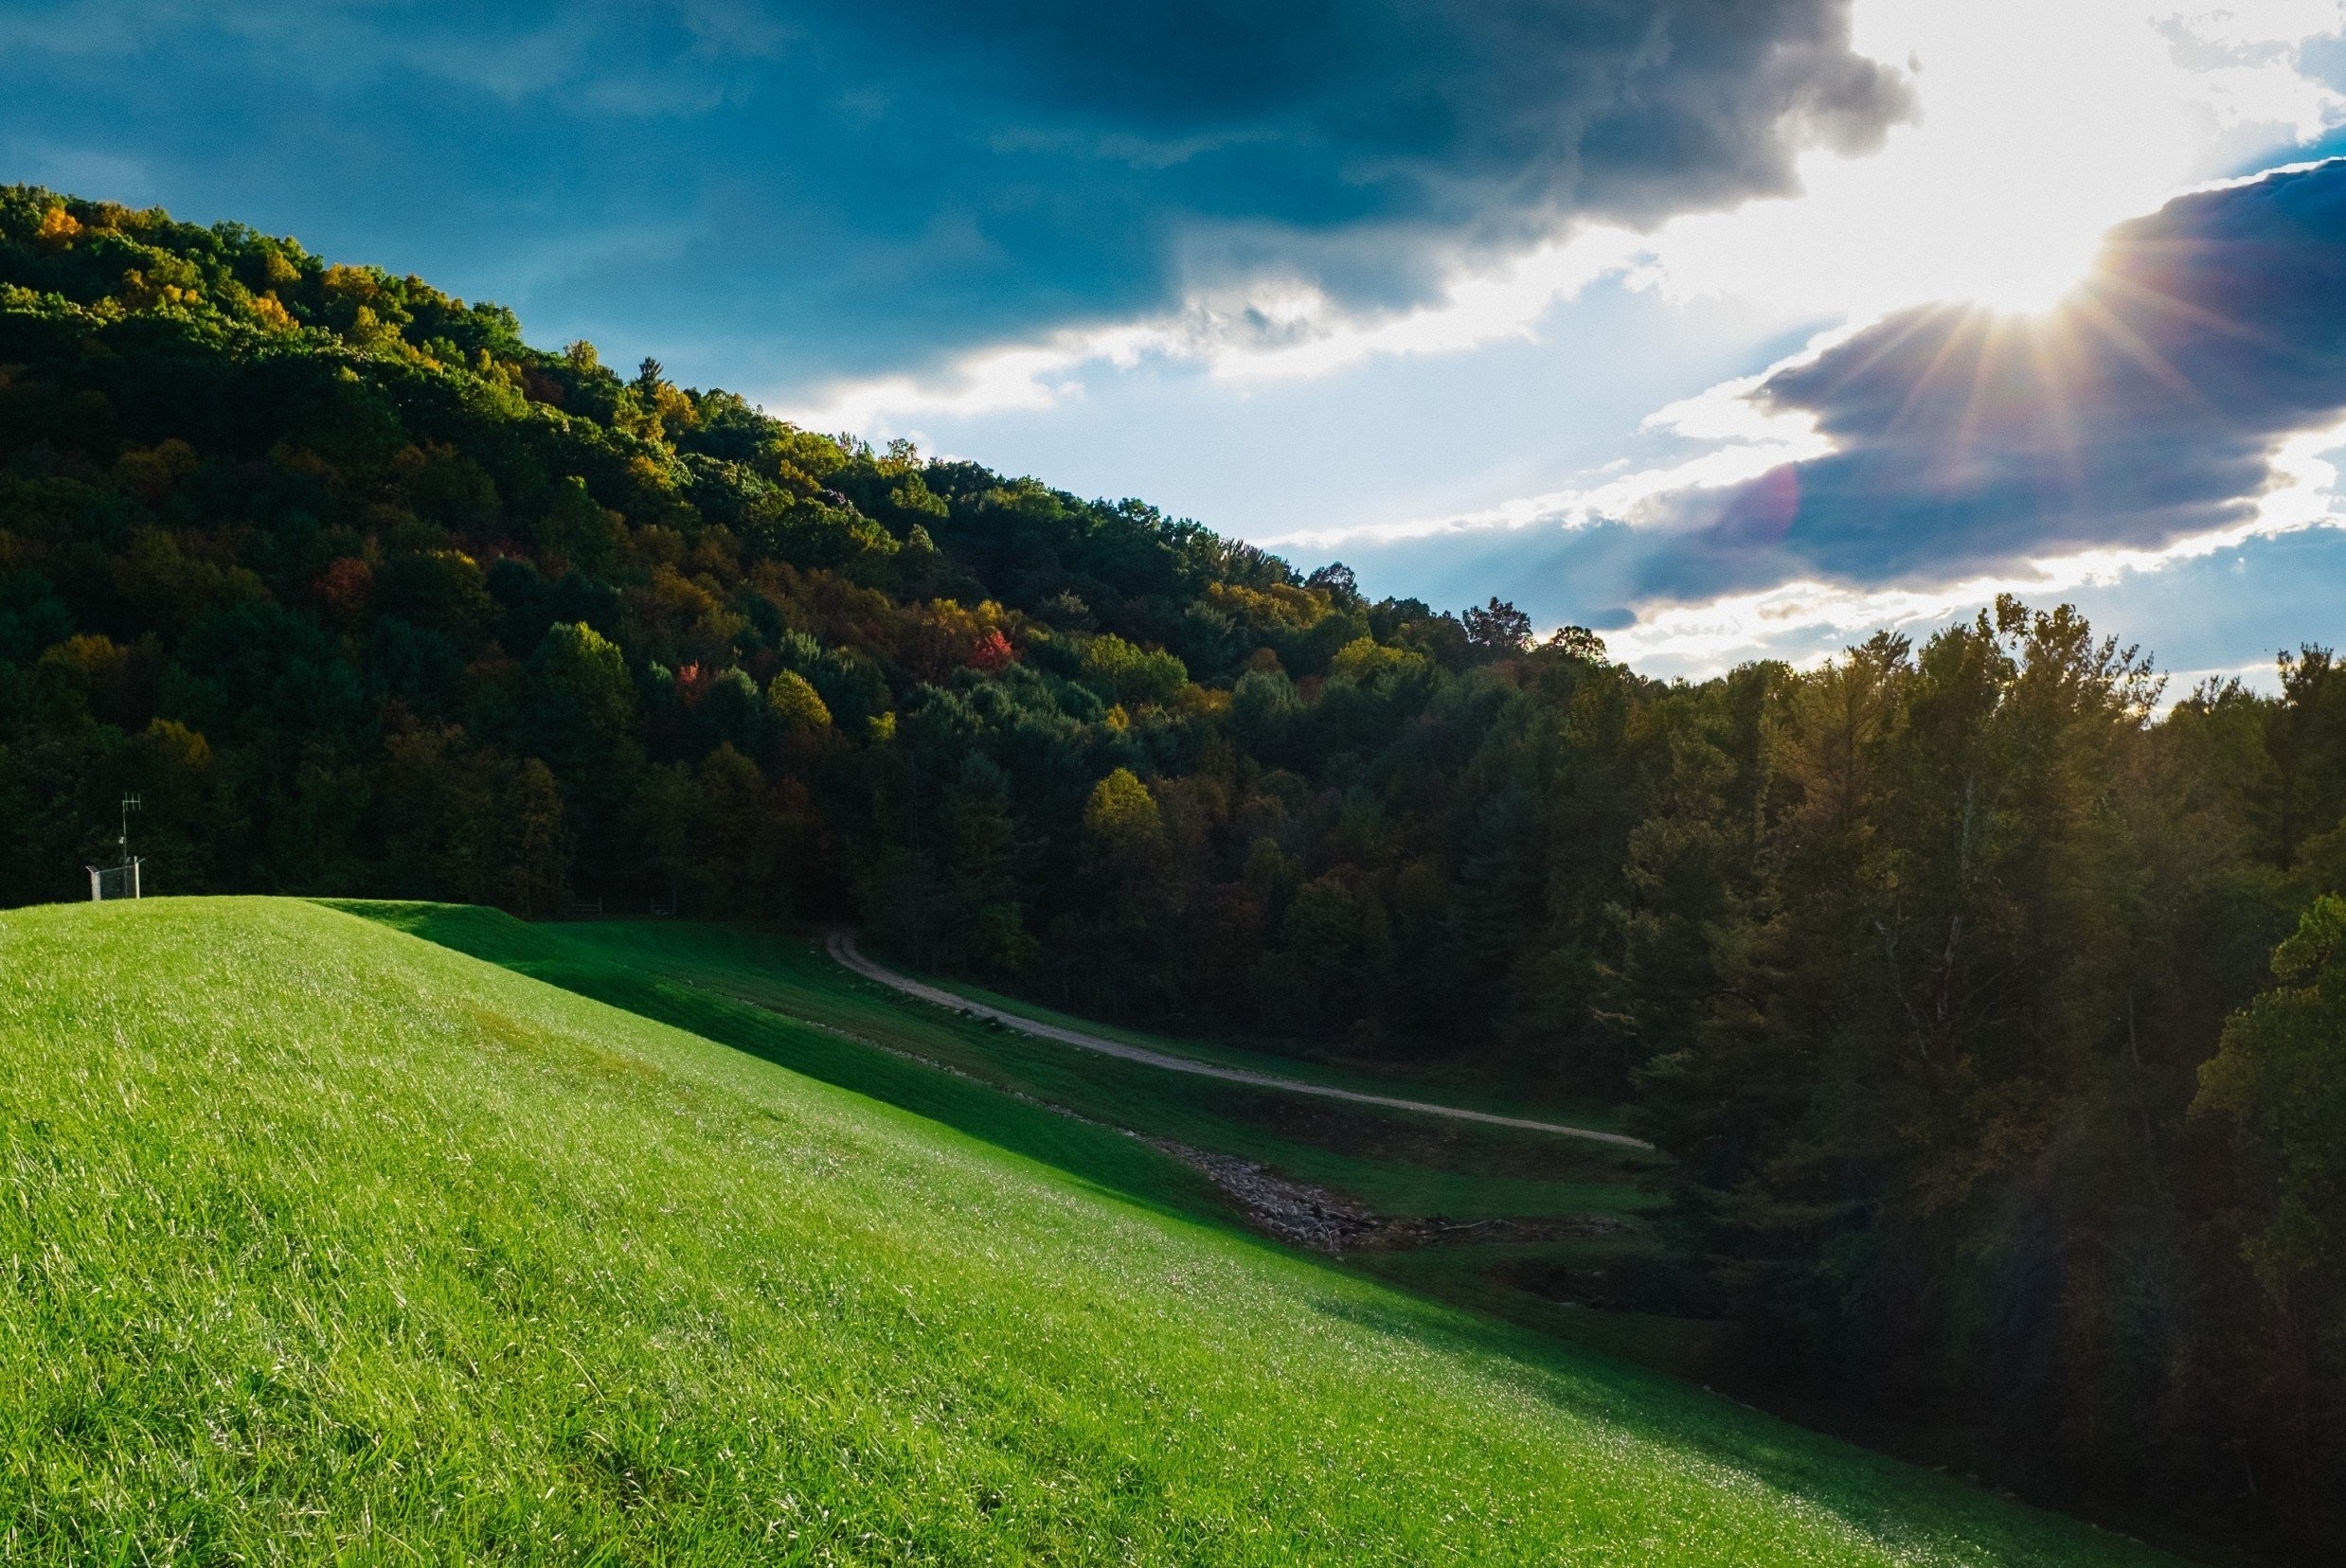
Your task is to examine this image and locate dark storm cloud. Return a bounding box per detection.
[1635,158,2346,603]
[0,1,1906,384]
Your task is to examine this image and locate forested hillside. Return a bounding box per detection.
[5,185,2344,1550]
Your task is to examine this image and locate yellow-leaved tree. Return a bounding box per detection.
[767,669,833,734]
[1083,767,1163,862]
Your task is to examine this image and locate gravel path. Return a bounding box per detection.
[827,933,1654,1150]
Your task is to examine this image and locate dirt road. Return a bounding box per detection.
[826,932,1654,1150]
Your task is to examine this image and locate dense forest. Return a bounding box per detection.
[6,185,2345,1552]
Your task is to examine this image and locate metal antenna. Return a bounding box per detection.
[119,793,141,858]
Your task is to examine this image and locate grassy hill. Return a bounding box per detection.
[0,899,2175,1563]
[342,906,1709,1373]
[345,905,1657,1215]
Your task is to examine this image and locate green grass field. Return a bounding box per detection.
[346,908,1701,1368]
[353,909,1655,1214]
[0,898,2176,1562]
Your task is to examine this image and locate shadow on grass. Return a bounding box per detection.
[322,900,1229,1229]
[329,900,2182,1565]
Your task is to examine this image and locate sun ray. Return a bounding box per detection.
[1810,304,1960,402]
[2021,312,2090,508]
[1878,304,1996,446]
[2065,287,2226,419]
[2088,258,2296,358]
[1953,309,2025,460]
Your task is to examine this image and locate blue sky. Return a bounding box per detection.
[9,0,2346,685]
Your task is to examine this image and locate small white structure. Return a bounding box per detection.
[89,858,142,900]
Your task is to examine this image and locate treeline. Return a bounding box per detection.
[4,186,2343,1550]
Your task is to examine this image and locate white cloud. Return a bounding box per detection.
[773,230,1657,430]
[788,1,2346,436]
[1247,2,2346,677]
[1604,414,2346,673]
[779,335,1124,429]
[1256,323,1864,550]
[1649,0,2346,318]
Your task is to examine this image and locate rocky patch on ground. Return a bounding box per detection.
[1145,1138,1631,1254]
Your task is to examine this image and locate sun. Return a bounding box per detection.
[1951,228,2105,318]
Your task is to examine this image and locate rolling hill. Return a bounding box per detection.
[0,897,2173,1563]
[335,903,1710,1376]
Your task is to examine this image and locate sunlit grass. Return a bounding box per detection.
[0,898,2174,1562]
[351,907,1692,1367]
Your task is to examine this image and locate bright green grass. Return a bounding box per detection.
[327,903,1233,1226]
[348,909,1683,1370]
[356,910,1658,1223]
[333,909,1738,1387]
[0,898,2172,1563]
